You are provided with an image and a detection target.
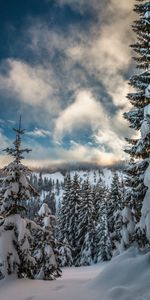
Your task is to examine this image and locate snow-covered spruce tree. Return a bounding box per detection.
[26,196,41,221]
[0,118,38,279]
[123,0,150,246]
[123,159,147,248]
[107,172,123,251]
[124,159,147,223]
[43,191,56,215]
[33,203,61,280]
[93,180,112,262]
[57,173,72,243]
[75,179,95,266]
[56,173,73,267]
[119,205,135,252]
[67,173,81,265]
[96,197,112,262]
[93,178,106,225]
[58,238,73,267]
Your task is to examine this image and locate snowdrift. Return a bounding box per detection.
[89,247,150,300]
[1,248,150,300]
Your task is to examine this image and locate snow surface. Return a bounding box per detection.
[1,248,150,300]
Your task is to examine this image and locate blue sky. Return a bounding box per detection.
[0,0,135,168]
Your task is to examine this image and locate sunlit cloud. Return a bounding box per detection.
[0,0,135,167]
[54,90,106,140]
[54,89,127,161]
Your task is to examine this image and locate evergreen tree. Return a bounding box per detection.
[56,179,60,196]
[58,238,73,267]
[94,180,112,261]
[120,205,135,252]
[93,178,107,224]
[57,173,72,243]
[76,179,95,266]
[44,192,56,215]
[33,203,61,280]
[123,159,148,248]
[56,173,73,266]
[68,173,81,264]
[107,172,123,251]
[123,0,150,246]
[0,118,37,279]
[38,172,43,192]
[96,197,112,261]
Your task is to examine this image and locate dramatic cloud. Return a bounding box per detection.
[66,0,135,110]
[54,89,126,161]
[0,0,135,167]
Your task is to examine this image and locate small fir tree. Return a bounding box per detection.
[58,238,73,267]
[33,203,61,280]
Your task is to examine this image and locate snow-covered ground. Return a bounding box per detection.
[1,248,150,300]
[0,263,103,300]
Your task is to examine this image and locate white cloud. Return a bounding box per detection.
[66,1,135,109]
[0,0,135,167]
[27,128,51,138]
[26,0,135,114]
[54,89,127,161]
[54,90,105,138]
[0,59,60,114]
[55,142,121,166]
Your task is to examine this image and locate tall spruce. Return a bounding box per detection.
[107,172,123,251]
[96,197,112,261]
[56,173,73,266]
[75,178,95,266]
[57,173,72,243]
[94,180,112,261]
[68,173,81,264]
[123,0,150,246]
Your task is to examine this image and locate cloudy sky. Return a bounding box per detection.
[0,0,136,168]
